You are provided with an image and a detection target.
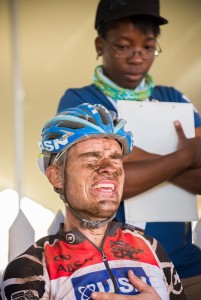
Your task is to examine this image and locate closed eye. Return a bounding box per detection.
[144,45,155,51]
[114,44,129,52]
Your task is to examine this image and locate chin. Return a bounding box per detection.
[98,205,118,218]
[98,212,116,219]
[119,81,139,90]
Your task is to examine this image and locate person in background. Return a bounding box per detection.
[57,1,201,299]
[1,103,187,299]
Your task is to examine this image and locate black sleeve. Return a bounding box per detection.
[1,243,48,300]
[151,236,187,300]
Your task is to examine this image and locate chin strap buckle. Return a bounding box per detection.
[80,219,100,229]
[80,214,116,229]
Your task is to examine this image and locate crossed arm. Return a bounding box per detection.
[123,122,201,199]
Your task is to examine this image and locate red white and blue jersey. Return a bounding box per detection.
[1,221,186,299]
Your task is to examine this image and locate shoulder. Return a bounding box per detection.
[152,85,186,102]
[121,223,158,250]
[57,84,117,113]
[63,84,98,97]
[153,85,201,128]
[3,235,55,276]
[1,234,59,299]
[121,223,175,264]
[57,84,106,112]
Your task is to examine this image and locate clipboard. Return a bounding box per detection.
[117,101,198,222]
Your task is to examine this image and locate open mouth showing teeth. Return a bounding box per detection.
[93,183,115,191]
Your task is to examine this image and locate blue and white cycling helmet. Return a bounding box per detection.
[38,103,134,175]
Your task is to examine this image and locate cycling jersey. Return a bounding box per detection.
[1,221,186,299]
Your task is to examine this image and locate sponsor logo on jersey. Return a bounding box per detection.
[11,290,39,300]
[110,240,144,259]
[72,267,151,299]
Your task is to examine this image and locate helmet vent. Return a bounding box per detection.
[79,115,97,126]
[45,133,60,140]
[58,120,85,129]
[96,106,110,125]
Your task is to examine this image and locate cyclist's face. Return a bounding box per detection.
[95,18,157,89]
[64,138,124,220]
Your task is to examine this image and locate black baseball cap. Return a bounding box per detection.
[95,0,168,30]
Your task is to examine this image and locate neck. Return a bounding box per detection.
[64,208,109,247]
[93,66,154,101]
[65,204,116,229]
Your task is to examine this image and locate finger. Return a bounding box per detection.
[128,270,149,292]
[174,120,186,139]
[90,291,119,299]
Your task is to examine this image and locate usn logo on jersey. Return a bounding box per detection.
[72,267,151,299]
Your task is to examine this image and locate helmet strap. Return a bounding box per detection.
[58,151,68,203]
[66,204,116,229]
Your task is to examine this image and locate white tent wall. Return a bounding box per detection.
[0,0,201,273]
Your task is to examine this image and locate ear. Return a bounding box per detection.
[46,165,63,189]
[95,36,104,57]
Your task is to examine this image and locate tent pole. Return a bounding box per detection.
[10,0,24,208]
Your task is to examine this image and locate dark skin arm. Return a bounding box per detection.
[170,125,201,193]
[171,168,201,194]
[123,122,201,200]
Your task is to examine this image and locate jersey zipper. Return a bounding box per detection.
[88,223,119,293]
[100,249,119,293]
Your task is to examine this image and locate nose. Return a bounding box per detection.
[97,159,121,177]
[99,159,115,171]
[128,50,143,63]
